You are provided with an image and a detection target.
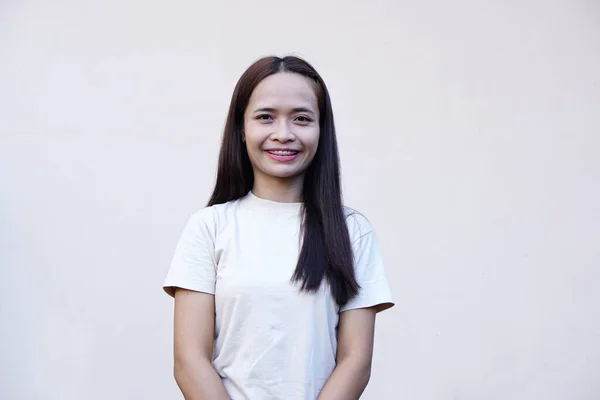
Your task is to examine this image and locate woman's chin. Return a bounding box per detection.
[261,168,305,181]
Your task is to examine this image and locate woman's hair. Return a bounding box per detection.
[207,55,359,306]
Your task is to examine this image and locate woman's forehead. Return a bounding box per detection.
[249,73,318,110]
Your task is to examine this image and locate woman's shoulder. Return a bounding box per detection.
[343,206,375,242]
[187,197,244,231]
[188,205,217,223]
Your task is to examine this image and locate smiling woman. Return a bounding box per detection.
[163,56,394,400]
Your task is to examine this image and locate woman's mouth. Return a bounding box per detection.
[265,149,300,162]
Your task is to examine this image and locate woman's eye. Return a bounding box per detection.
[256,114,273,121]
[295,116,312,123]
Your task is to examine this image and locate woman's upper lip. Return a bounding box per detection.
[264,148,301,152]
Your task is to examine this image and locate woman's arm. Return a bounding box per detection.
[317,307,377,400]
[173,289,230,400]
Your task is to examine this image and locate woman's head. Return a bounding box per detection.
[208,56,358,305]
[208,56,339,204]
[244,71,320,191]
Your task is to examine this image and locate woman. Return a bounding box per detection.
[163,55,394,400]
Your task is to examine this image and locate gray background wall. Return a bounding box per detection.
[1,0,599,399]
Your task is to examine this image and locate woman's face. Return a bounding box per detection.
[243,72,320,187]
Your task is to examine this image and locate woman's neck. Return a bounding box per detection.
[252,174,304,203]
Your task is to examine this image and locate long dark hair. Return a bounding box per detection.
[207,56,359,306]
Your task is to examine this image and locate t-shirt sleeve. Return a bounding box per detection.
[163,209,217,297]
[340,213,395,313]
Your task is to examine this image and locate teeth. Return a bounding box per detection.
[269,150,297,156]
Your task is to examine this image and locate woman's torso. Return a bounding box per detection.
[210,193,340,400]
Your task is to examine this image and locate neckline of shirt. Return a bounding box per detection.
[243,191,304,213]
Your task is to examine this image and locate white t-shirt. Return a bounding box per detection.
[163,192,394,400]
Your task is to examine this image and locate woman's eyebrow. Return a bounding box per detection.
[253,107,276,113]
[253,107,315,115]
[291,107,316,115]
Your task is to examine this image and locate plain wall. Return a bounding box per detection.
[1,0,599,399]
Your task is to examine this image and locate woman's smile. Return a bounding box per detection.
[264,148,301,162]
